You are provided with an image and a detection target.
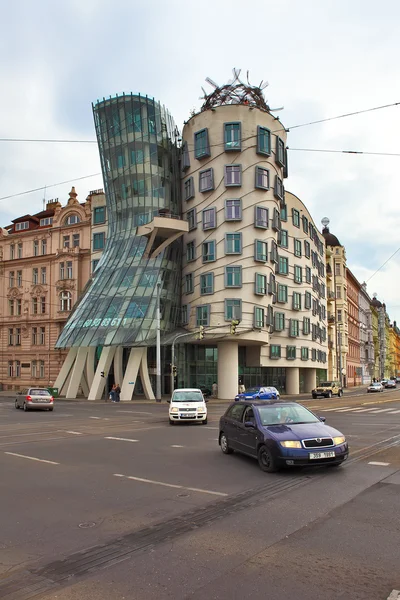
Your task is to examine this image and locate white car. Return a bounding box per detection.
[168,388,208,425]
[265,386,280,399]
[367,382,383,393]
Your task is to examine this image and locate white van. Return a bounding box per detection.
[168,388,208,425]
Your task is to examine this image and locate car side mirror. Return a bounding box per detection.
[204,398,209,403]
[319,416,326,422]
[244,421,255,428]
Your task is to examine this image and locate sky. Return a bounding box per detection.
[1,0,400,318]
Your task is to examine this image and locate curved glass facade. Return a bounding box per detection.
[56,94,182,348]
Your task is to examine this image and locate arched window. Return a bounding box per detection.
[65,214,81,226]
[60,291,72,312]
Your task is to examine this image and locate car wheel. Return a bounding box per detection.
[23,403,28,412]
[15,400,19,409]
[328,462,343,468]
[201,418,208,425]
[48,408,54,412]
[219,432,233,454]
[327,391,332,398]
[312,394,317,399]
[338,390,343,397]
[257,445,278,473]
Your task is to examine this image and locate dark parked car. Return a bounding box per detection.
[219,401,348,472]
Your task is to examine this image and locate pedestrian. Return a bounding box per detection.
[109,383,116,402]
[114,383,121,402]
[212,382,218,398]
[238,383,245,394]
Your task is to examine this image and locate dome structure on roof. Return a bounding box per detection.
[322,226,341,247]
[371,293,382,308]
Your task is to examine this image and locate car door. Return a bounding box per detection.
[236,405,259,456]
[222,403,246,450]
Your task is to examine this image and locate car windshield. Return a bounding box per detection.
[371,383,380,387]
[244,388,261,394]
[257,405,320,426]
[319,382,332,387]
[172,391,203,402]
[29,389,50,396]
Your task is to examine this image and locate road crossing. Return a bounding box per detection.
[320,405,400,415]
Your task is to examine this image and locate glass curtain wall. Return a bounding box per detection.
[56,94,182,349]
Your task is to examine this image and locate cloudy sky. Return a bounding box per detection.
[1,0,400,317]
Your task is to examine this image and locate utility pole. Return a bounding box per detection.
[156,282,161,402]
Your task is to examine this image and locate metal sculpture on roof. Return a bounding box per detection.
[200,68,282,113]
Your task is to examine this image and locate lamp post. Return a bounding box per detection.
[156,282,161,402]
[337,322,343,387]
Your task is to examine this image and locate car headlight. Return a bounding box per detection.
[170,407,178,413]
[280,441,302,448]
[333,436,346,445]
[197,408,205,413]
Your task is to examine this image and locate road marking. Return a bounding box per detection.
[320,407,350,412]
[387,590,400,600]
[89,416,101,420]
[389,410,400,414]
[65,431,83,435]
[105,437,139,443]
[334,407,366,412]
[113,474,227,497]
[369,408,395,413]
[368,461,390,466]
[202,426,218,429]
[171,444,184,448]
[4,452,59,465]
[351,408,378,412]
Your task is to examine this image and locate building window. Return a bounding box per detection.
[16,221,29,231]
[184,177,195,201]
[60,262,65,280]
[255,206,268,228]
[92,259,100,273]
[8,328,13,345]
[17,243,23,258]
[40,217,53,226]
[199,168,214,192]
[289,319,300,337]
[32,297,38,315]
[32,268,38,284]
[63,235,70,248]
[270,345,281,359]
[272,208,280,232]
[181,305,188,326]
[187,208,197,231]
[93,206,106,224]
[278,284,288,303]
[270,240,278,264]
[278,229,288,248]
[336,285,341,299]
[303,317,310,335]
[15,328,21,346]
[200,272,214,295]
[40,267,46,285]
[186,241,196,262]
[335,263,341,276]
[254,306,265,329]
[93,232,105,250]
[67,261,73,279]
[294,265,302,284]
[184,273,193,294]
[60,291,72,311]
[224,165,242,186]
[194,129,210,159]
[41,297,46,314]
[33,240,39,256]
[257,126,271,155]
[225,299,241,321]
[255,166,270,190]
[31,360,37,378]
[225,266,242,288]
[304,240,310,258]
[39,360,45,378]
[294,239,302,257]
[73,234,80,248]
[274,176,283,200]
[286,346,296,360]
[254,240,268,262]
[225,198,242,221]
[269,273,277,297]
[292,209,300,228]
[224,122,241,151]
[9,271,14,287]
[10,244,15,259]
[280,205,287,222]
[293,292,301,311]
[305,266,311,283]
[8,299,14,316]
[278,256,289,275]
[17,270,22,286]
[276,137,285,167]
[225,233,242,254]
[202,240,216,263]
[275,312,285,331]
[65,214,81,225]
[302,215,309,234]
[41,238,47,255]
[255,273,267,295]
[8,361,14,377]
[181,141,190,171]
[305,291,312,309]
[311,349,317,362]
[16,299,21,315]
[337,309,342,322]
[196,304,210,326]
[202,207,216,230]
[40,326,45,345]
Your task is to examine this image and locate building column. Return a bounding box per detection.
[140,348,155,401]
[88,346,116,401]
[121,348,145,401]
[286,367,300,395]
[303,368,316,393]
[86,347,96,389]
[114,346,124,387]
[217,342,238,400]
[54,347,78,396]
[65,347,89,399]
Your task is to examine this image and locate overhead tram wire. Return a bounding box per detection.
[366,247,400,283]
[287,148,400,157]
[0,173,102,202]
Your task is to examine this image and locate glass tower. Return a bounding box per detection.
[56,94,182,349]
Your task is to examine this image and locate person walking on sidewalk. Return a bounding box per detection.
[114,384,121,402]
[109,384,116,402]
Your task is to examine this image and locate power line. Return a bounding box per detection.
[0,173,102,201]
[288,148,400,157]
[366,247,400,283]
[0,138,97,144]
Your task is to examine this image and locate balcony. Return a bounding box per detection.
[327,291,335,303]
[137,211,189,259]
[326,264,332,279]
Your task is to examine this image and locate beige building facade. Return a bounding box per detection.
[0,188,91,390]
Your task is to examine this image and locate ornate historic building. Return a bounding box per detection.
[0,188,91,390]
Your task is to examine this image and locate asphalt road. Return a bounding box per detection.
[0,389,399,600]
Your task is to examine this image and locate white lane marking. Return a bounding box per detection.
[105,437,139,443]
[334,408,363,412]
[320,407,350,412]
[369,408,395,413]
[388,410,400,414]
[113,474,227,497]
[65,431,83,435]
[368,461,390,466]
[351,408,378,413]
[89,416,101,420]
[387,590,400,600]
[202,426,218,429]
[171,445,184,448]
[5,452,59,465]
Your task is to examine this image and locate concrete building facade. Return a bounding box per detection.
[359,283,374,384]
[346,268,362,387]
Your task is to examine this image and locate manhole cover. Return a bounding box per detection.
[177,493,190,498]
[78,522,96,529]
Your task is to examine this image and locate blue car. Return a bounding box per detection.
[235,386,278,401]
[219,400,349,472]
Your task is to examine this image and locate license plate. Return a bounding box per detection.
[181,414,195,418]
[309,451,335,460]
